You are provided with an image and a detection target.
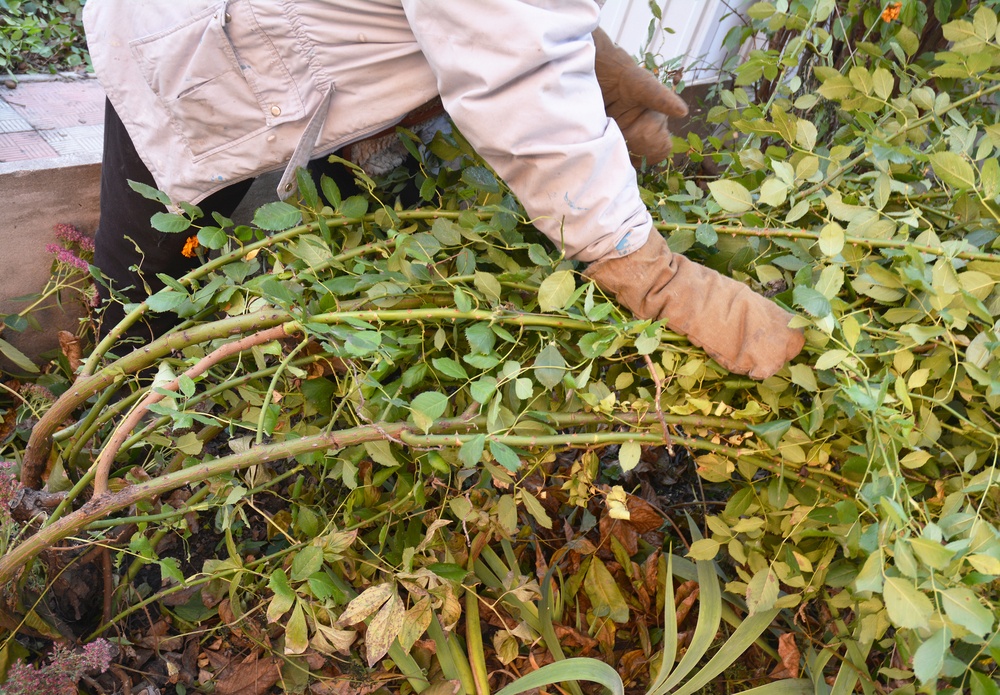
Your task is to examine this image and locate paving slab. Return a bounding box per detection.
[0,75,104,167]
[1,79,105,130]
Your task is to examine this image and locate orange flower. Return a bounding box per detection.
[881,2,901,22]
[181,236,200,258]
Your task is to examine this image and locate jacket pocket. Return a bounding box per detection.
[130,0,303,159]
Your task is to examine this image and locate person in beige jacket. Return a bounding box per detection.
[84,0,803,378]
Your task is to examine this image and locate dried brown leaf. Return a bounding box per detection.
[215,653,281,695]
[552,624,599,653]
[675,581,699,629]
[625,495,663,534]
[769,632,801,679]
[599,513,638,556]
[57,330,82,372]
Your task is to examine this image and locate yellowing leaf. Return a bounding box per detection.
[872,67,894,100]
[909,537,954,570]
[815,349,849,371]
[940,587,993,637]
[708,180,754,213]
[967,554,1000,575]
[585,557,629,623]
[285,601,310,655]
[899,450,931,469]
[618,441,641,472]
[883,577,933,630]
[366,591,405,667]
[759,177,789,207]
[520,489,552,528]
[337,583,394,626]
[929,151,976,189]
[819,223,845,257]
[746,568,779,615]
[795,120,818,151]
[538,270,576,312]
[688,538,721,561]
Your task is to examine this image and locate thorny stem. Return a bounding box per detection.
[0,403,855,587]
[79,209,488,377]
[21,307,291,488]
[26,304,673,488]
[655,222,1000,262]
[643,353,674,450]
[400,431,852,500]
[0,415,481,586]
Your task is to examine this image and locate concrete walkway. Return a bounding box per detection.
[0,74,105,172]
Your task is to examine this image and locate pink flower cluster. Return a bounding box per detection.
[54,223,95,253]
[45,224,94,273]
[1,640,114,694]
[44,243,89,272]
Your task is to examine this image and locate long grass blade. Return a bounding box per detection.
[427,611,467,690]
[671,608,780,695]
[650,523,723,693]
[493,657,625,695]
[730,679,815,695]
[538,554,585,695]
[647,551,678,694]
[830,635,874,695]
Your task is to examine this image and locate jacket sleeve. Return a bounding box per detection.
[399,0,652,262]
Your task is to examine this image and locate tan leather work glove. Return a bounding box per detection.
[593,28,688,167]
[585,233,804,379]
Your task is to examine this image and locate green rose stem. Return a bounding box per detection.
[399,431,850,500]
[80,208,491,377]
[0,401,854,587]
[23,306,630,489]
[655,222,1000,263]
[20,308,292,488]
[1,414,483,587]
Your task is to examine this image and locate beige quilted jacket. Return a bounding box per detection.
[83,0,652,262]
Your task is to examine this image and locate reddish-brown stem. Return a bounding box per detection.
[90,324,291,497]
[643,353,673,450]
[20,308,290,489]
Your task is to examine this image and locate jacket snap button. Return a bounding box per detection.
[284,183,293,192]
[224,12,231,22]
[270,105,281,117]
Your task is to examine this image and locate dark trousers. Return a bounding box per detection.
[94,100,359,342]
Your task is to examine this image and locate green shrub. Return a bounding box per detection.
[2,1,1000,693]
[0,0,89,74]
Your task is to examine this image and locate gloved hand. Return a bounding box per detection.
[585,233,805,379]
[593,28,688,167]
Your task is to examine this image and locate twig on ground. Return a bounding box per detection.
[643,353,674,451]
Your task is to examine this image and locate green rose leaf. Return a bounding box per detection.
[707,180,754,213]
[410,391,448,433]
[538,270,576,312]
[253,201,302,231]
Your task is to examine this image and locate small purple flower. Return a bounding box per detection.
[54,223,95,253]
[46,244,89,272]
[1,639,114,694]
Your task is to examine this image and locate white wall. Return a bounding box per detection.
[600,0,751,84]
